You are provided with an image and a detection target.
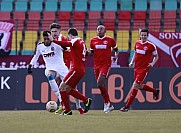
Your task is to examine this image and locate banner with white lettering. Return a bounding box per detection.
[148,32,181,67]
[0,21,14,56]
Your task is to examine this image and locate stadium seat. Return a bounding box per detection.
[163,11,176,31]
[104,1,117,11]
[58,12,71,21]
[23,31,38,51]
[103,20,115,30]
[86,30,97,49]
[87,20,100,30]
[72,21,85,30]
[26,20,40,31]
[120,0,132,11]
[73,12,86,21]
[41,20,56,31]
[135,0,147,11]
[13,12,26,31]
[74,1,87,11]
[148,11,162,31]
[30,1,43,12]
[57,21,70,30]
[12,31,22,51]
[116,30,129,50]
[15,1,28,12]
[164,0,177,11]
[131,30,140,50]
[88,11,101,19]
[150,0,162,11]
[43,12,56,21]
[90,1,102,11]
[28,12,41,21]
[103,11,116,20]
[133,11,146,29]
[13,12,26,20]
[45,1,58,12]
[118,11,131,20]
[0,1,13,12]
[60,1,72,11]
[0,12,11,20]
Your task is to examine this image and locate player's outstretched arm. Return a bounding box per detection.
[53,40,72,47]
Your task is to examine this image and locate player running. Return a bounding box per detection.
[87,25,119,113]
[120,28,160,112]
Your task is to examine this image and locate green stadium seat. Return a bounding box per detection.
[135,0,147,11]
[75,1,87,11]
[60,1,72,11]
[120,0,132,11]
[0,1,13,12]
[30,1,43,12]
[90,1,102,11]
[45,1,58,12]
[150,0,162,11]
[15,1,28,12]
[165,0,177,11]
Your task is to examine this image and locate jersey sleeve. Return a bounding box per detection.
[151,44,157,55]
[90,38,94,50]
[30,45,41,65]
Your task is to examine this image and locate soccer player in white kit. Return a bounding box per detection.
[28,31,84,114]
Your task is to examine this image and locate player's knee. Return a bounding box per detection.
[47,73,55,81]
[133,83,142,90]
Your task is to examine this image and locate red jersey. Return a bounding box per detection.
[70,38,87,71]
[134,40,157,72]
[90,36,117,67]
[58,34,72,69]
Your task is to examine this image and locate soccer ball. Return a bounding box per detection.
[46,101,58,112]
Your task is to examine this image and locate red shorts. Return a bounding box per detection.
[94,65,110,80]
[134,70,148,85]
[63,69,85,88]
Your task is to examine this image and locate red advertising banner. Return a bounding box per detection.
[148,31,181,67]
[0,21,14,56]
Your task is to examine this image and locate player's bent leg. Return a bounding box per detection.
[74,97,85,114]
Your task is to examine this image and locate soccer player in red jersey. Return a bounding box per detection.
[88,25,119,113]
[120,28,160,112]
[48,28,92,115]
[49,23,84,114]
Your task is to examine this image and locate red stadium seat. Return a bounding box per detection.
[118,20,130,30]
[88,11,101,20]
[118,11,131,20]
[28,12,41,20]
[164,11,176,19]
[134,11,146,20]
[148,11,161,31]
[26,20,40,31]
[103,20,115,30]
[57,21,70,30]
[149,11,161,19]
[43,12,55,20]
[73,11,86,21]
[72,21,85,30]
[87,19,100,30]
[0,12,11,20]
[58,12,71,21]
[13,12,26,30]
[41,20,56,30]
[103,11,116,20]
[163,11,176,30]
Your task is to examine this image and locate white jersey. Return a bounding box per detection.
[30,42,69,79]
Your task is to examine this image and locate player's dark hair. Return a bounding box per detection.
[43,31,51,37]
[49,23,61,30]
[140,28,149,35]
[68,28,78,36]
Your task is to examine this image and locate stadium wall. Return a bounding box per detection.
[0,68,181,110]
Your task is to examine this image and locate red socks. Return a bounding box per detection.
[99,86,110,104]
[142,84,156,93]
[60,91,71,112]
[69,89,88,102]
[126,89,138,108]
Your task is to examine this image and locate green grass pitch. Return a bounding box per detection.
[0,110,181,133]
